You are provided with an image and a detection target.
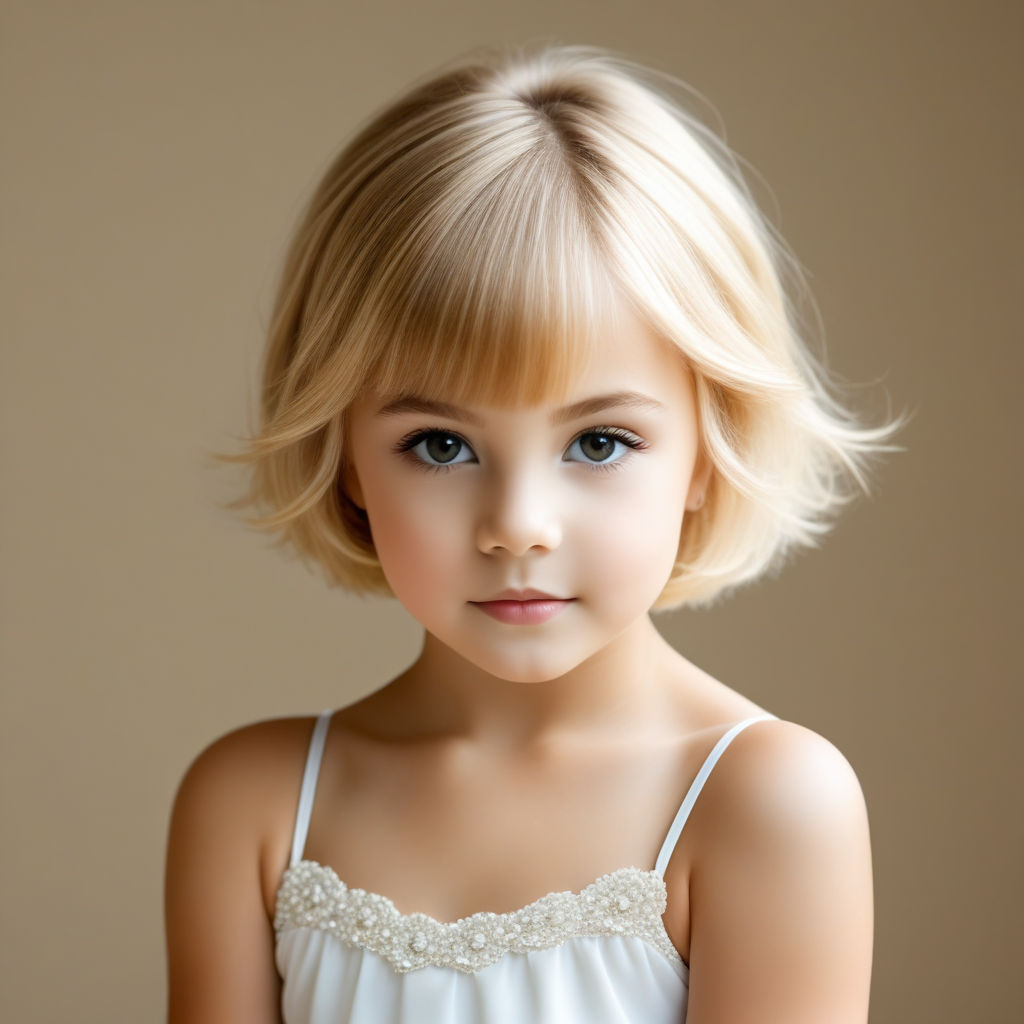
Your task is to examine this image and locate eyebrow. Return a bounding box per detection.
[375,390,665,426]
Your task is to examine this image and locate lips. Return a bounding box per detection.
[469,590,575,625]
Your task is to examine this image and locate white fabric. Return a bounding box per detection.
[289,710,331,868]
[275,710,776,1023]
[278,931,686,1024]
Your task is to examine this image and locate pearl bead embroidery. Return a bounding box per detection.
[275,860,684,976]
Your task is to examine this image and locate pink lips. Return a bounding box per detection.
[470,589,574,625]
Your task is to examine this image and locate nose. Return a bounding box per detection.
[475,467,563,557]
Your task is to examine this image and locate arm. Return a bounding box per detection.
[164,725,285,1023]
[684,720,874,1024]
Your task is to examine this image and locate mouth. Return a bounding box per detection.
[469,596,575,625]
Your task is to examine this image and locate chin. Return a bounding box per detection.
[472,651,586,685]
[494,668,564,685]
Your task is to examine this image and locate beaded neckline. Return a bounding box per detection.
[275,858,688,978]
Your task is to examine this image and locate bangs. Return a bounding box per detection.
[349,132,622,408]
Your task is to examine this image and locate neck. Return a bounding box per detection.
[381,614,685,753]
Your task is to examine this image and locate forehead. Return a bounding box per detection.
[354,306,695,422]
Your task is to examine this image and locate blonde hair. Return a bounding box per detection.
[221,44,903,610]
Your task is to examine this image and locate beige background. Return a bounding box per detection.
[2,1,1020,1021]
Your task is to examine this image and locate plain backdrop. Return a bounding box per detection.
[2,1,1021,1021]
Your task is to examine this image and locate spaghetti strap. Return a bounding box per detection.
[288,709,334,868]
[653,713,778,878]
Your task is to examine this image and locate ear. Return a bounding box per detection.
[338,407,366,510]
[685,451,713,512]
[340,460,365,510]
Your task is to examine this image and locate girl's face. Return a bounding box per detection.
[344,304,710,684]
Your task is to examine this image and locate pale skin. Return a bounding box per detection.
[165,299,874,1022]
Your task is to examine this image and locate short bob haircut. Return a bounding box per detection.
[223,45,902,610]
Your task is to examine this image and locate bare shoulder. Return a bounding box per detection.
[170,715,319,860]
[164,714,319,1023]
[686,719,874,1024]
[697,718,870,833]
[171,714,316,821]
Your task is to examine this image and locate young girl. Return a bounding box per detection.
[165,45,896,1023]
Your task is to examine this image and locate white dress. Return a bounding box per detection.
[275,710,777,1023]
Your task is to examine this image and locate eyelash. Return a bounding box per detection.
[392,426,649,475]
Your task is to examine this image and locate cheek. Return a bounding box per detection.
[363,480,460,603]
[580,465,689,585]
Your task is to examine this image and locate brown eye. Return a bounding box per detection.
[579,433,616,462]
[396,429,475,469]
[564,427,646,470]
[423,434,463,464]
